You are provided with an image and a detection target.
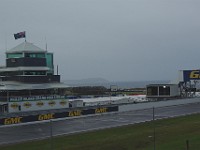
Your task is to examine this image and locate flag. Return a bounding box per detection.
[14,31,26,40]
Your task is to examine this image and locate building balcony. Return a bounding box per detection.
[1,75,60,83]
[6,57,46,67]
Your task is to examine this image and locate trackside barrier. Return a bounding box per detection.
[118,97,200,112]
[1,97,200,126]
[0,106,119,126]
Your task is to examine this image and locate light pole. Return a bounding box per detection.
[186,139,189,150]
[153,107,156,150]
[50,119,53,150]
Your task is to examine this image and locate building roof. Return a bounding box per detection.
[7,41,46,53]
[146,84,178,87]
[0,81,69,90]
[0,66,49,72]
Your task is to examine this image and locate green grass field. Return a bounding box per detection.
[1,113,200,150]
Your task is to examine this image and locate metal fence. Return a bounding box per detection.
[0,104,200,150]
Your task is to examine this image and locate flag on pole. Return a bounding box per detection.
[14,31,26,40]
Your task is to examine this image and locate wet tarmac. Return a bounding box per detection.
[0,102,200,145]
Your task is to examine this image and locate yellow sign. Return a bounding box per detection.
[95,108,107,113]
[69,110,82,117]
[23,102,32,108]
[60,100,67,106]
[38,113,54,121]
[36,101,44,107]
[48,101,56,106]
[4,117,23,125]
[10,103,19,109]
[190,70,200,79]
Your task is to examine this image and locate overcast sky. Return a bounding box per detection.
[0,0,200,82]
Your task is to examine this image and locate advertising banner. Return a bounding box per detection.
[0,106,119,125]
[183,70,200,82]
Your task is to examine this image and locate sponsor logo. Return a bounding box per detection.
[38,113,54,121]
[69,110,82,117]
[95,108,107,113]
[189,70,200,79]
[48,101,56,106]
[60,100,67,106]
[10,103,19,109]
[4,117,23,125]
[36,101,44,107]
[23,102,32,108]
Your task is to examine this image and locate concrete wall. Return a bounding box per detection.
[118,98,200,112]
[170,84,180,97]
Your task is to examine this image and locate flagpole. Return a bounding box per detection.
[45,36,48,51]
[25,31,27,42]
[5,32,7,52]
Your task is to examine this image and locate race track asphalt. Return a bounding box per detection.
[0,102,200,145]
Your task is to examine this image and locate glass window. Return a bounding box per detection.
[36,53,45,58]
[24,71,46,75]
[147,87,158,96]
[159,86,170,95]
[24,53,45,58]
[46,53,54,74]
[7,53,23,58]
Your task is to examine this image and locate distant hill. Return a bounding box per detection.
[62,78,170,88]
[63,78,109,86]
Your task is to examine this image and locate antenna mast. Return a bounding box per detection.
[5,32,7,51]
[25,31,26,42]
[45,37,48,51]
